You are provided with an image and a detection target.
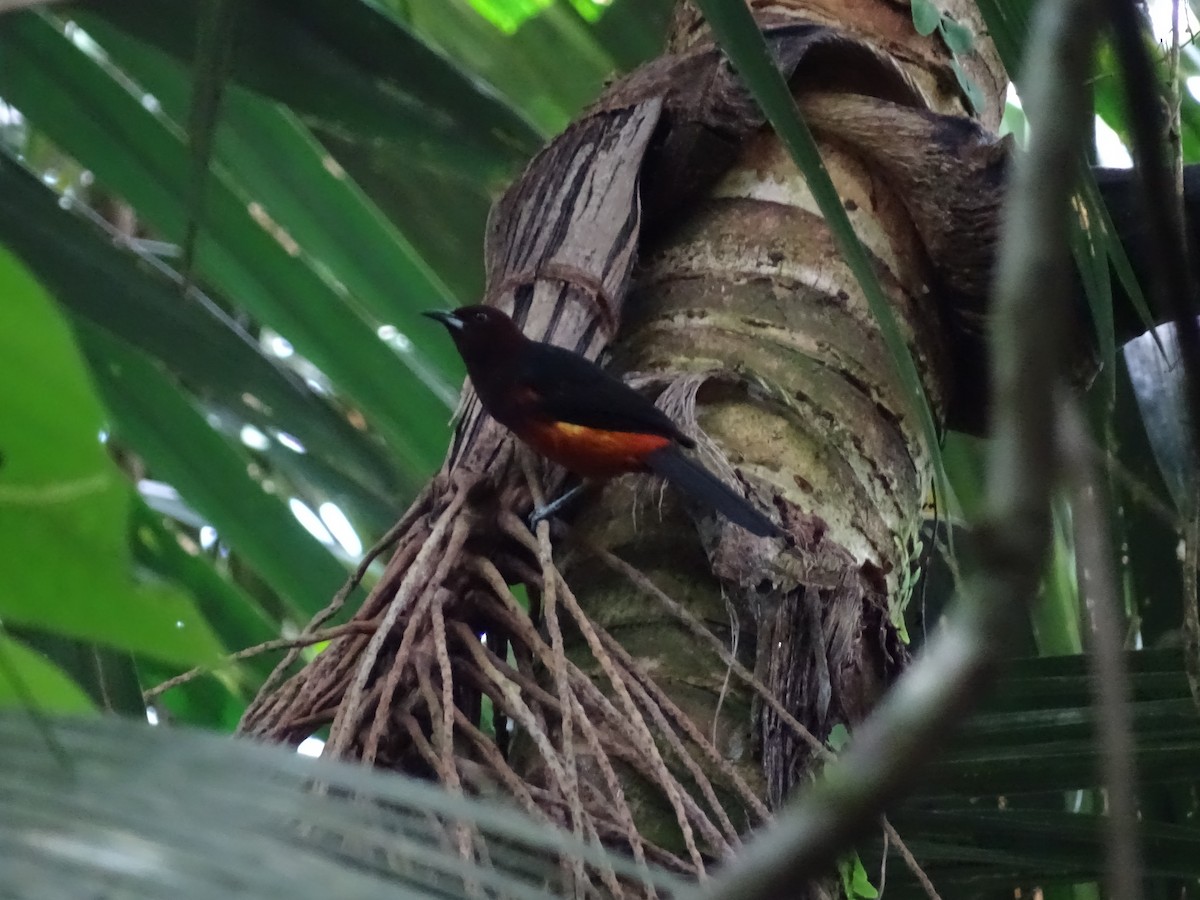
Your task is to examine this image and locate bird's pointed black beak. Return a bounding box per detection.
[422,309,464,331]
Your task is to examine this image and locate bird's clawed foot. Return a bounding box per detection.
[527,483,586,532]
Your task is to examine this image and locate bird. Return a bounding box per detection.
[424,305,781,538]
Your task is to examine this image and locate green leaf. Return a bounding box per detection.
[827,722,851,753]
[1000,101,1029,146]
[0,11,452,475]
[6,632,145,715]
[911,0,942,37]
[941,431,987,520]
[180,0,240,283]
[979,0,1154,386]
[0,151,405,501]
[0,246,224,667]
[1086,96,1160,346]
[567,0,675,73]
[930,794,1197,859]
[461,0,553,33]
[131,501,278,672]
[80,14,465,385]
[1029,503,1084,657]
[140,659,248,729]
[838,851,879,899]
[1069,193,1116,402]
[881,807,1200,884]
[950,56,985,114]
[894,657,1199,895]
[81,0,541,179]
[973,0,1036,77]
[939,18,975,55]
[75,324,365,621]
[385,0,619,133]
[0,635,96,715]
[317,132,493,302]
[921,650,1200,797]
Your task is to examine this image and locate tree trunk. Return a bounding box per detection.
[556,0,1008,868]
[243,1,1009,895]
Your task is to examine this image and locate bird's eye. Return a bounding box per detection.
[472,310,489,322]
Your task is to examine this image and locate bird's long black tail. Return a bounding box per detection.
[645,446,781,538]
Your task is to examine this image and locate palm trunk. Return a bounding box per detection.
[245,1,1009,894]
[556,0,1007,852]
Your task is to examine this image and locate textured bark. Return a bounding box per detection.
[244,2,1010,895]
[563,0,1005,833]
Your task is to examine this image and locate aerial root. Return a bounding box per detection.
[224,469,937,898]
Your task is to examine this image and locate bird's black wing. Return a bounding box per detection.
[521,343,695,447]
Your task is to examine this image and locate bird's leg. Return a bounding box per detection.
[528,482,587,531]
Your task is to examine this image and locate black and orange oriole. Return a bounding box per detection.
[424,306,781,538]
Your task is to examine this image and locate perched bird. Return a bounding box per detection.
[424,305,781,538]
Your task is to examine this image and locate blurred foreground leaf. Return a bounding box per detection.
[0,635,95,715]
[0,246,223,667]
[0,713,687,899]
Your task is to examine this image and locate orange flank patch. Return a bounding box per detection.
[517,420,672,477]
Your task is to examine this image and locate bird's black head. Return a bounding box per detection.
[422,305,525,373]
